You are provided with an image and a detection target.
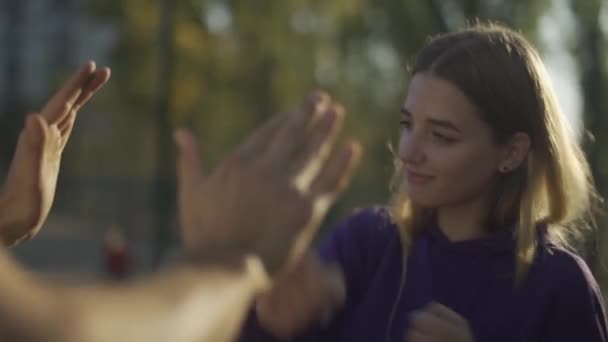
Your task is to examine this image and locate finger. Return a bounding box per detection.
[72,67,112,111]
[264,91,330,164]
[37,115,63,151]
[425,302,465,325]
[294,142,362,256]
[41,61,96,124]
[290,104,344,192]
[56,107,76,136]
[58,112,75,149]
[175,128,204,192]
[57,67,111,132]
[233,114,284,160]
[282,142,361,269]
[309,140,363,198]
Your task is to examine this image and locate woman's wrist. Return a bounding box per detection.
[179,246,270,290]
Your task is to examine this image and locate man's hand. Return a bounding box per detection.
[0,61,110,246]
[175,91,362,276]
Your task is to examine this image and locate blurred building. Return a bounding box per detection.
[0,0,116,105]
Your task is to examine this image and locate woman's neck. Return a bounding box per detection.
[436,196,490,242]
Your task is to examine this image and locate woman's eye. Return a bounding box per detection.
[432,132,456,144]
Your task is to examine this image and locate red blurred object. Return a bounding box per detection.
[103,225,131,280]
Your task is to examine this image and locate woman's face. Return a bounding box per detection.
[398,73,505,208]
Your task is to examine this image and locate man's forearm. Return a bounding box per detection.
[0,250,267,342]
[0,195,34,246]
[67,264,262,342]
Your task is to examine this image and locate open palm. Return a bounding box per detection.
[176,92,362,276]
[0,61,110,246]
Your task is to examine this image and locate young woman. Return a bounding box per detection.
[240,23,608,341]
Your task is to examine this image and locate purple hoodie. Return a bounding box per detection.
[240,207,607,341]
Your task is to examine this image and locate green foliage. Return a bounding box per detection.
[82,0,563,219]
[72,1,608,289]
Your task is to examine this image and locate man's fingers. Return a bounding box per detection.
[264,91,330,165]
[73,67,112,111]
[290,104,344,192]
[58,113,76,149]
[281,142,361,270]
[175,128,204,193]
[56,67,111,133]
[234,91,330,165]
[41,61,96,124]
[309,140,362,199]
[233,114,284,160]
[58,110,76,136]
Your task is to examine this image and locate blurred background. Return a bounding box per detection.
[1,0,608,291]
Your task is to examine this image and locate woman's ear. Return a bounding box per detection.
[498,132,531,173]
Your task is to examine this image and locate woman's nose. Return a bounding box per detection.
[398,132,425,165]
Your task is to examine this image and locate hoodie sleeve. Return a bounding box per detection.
[539,251,607,342]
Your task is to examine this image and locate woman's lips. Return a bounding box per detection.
[405,170,435,184]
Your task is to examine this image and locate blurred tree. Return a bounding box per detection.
[86,0,606,270]
[570,0,608,291]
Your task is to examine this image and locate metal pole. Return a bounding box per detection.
[152,0,175,267]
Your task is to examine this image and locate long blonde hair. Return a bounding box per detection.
[390,23,601,284]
